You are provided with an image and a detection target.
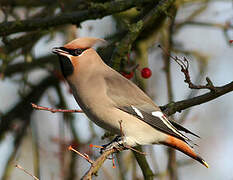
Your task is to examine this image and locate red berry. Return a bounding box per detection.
[229,40,233,44]
[141,67,152,79]
[122,71,134,79]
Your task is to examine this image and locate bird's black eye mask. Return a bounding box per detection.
[59,47,87,56]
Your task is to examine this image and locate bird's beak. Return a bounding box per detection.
[52,47,69,56]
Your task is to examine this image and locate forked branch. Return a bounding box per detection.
[158,45,217,92]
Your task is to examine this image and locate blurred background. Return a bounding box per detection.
[0,0,233,179]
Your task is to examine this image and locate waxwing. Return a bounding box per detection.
[52,37,208,168]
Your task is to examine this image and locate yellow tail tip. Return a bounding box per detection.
[202,160,209,168]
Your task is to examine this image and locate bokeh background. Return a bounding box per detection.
[0,0,233,179]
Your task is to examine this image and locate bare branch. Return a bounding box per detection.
[159,45,217,92]
[161,81,233,115]
[31,103,83,113]
[176,21,233,30]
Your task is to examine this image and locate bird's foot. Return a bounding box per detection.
[100,136,126,154]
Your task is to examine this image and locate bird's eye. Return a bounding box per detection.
[73,48,84,56]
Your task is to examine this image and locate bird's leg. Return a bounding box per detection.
[100,120,145,155]
[100,136,126,154]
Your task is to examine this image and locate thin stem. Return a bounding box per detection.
[31,103,83,113]
[15,164,39,180]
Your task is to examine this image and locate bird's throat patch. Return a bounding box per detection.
[58,56,74,77]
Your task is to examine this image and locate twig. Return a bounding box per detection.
[68,146,93,164]
[126,145,147,155]
[15,164,39,180]
[158,45,217,92]
[176,21,233,30]
[31,103,83,113]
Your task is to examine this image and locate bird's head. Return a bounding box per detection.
[52,37,106,78]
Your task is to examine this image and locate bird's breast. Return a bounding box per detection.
[67,79,120,133]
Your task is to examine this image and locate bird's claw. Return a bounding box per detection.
[100,136,126,154]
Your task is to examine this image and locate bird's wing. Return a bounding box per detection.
[104,73,199,141]
[118,106,189,141]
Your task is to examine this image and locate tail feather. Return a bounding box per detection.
[162,135,209,168]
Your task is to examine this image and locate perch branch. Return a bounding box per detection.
[81,148,118,180]
[80,121,147,179]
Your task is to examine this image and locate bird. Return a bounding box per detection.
[52,37,208,168]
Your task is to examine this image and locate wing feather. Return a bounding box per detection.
[168,120,200,138]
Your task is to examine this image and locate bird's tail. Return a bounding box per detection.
[161,135,209,168]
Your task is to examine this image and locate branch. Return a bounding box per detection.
[0,0,153,36]
[157,45,233,114]
[31,103,83,113]
[81,148,117,180]
[70,121,148,179]
[161,81,233,116]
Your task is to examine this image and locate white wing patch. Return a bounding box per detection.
[151,111,164,119]
[152,111,187,139]
[131,106,144,119]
